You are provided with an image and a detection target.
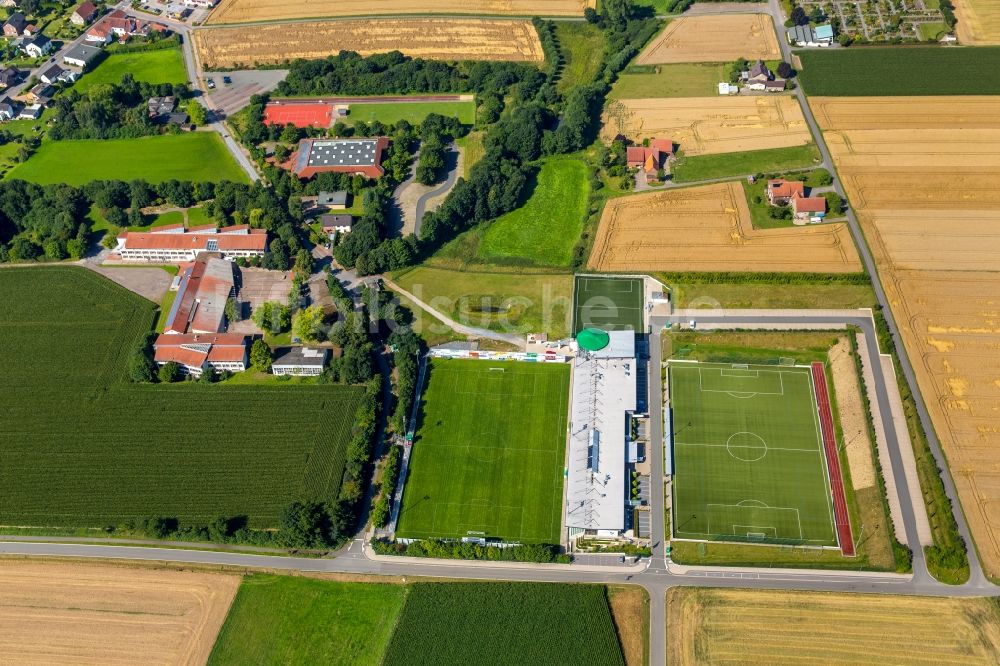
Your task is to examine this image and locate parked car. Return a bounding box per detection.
[222,76,232,85]
[205,78,216,89]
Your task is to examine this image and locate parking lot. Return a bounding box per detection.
[204,69,289,118]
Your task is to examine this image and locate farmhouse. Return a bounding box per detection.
[793,195,826,220]
[566,329,638,538]
[746,60,771,84]
[86,9,163,44]
[114,225,268,262]
[163,256,235,335]
[288,137,389,179]
[766,178,805,205]
[147,95,176,120]
[271,346,330,376]
[153,332,249,376]
[71,1,99,26]
[320,214,353,236]
[63,43,101,68]
[626,138,674,180]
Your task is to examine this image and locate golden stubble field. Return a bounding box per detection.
[813,95,1000,578]
[588,181,860,273]
[635,14,780,64]
[668,588,1000,665]
[954,0,1000,44]
[0,561,240,665]
[193,19,544,69]
[602,96,811,155]
[206,0,593,24]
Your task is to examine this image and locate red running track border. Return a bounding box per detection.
[811,361,856,556]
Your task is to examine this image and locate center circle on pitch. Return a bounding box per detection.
[726,432,767,462]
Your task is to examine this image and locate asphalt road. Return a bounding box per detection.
[765,0,987,584]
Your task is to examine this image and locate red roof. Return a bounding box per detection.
[794,196,826,214]
[121,231,268,252]
[767,179,805,200]
[626,140,673,171]
[154,332,248,367]
[74,1,98,20]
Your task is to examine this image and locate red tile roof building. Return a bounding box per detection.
[71,1,98,25]
[287,137,389,179]
[115,225,267,263]
[793,196,827,217]
[625,139,674,177]
[153,333,249,376]
[163,257,235,335]
[86,9,166,43]
[766,178,805,204]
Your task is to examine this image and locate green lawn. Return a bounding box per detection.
[344,99,475,126]
[6,134,250,185]
[391,266,573,338]
[918,21,949,41]
[671,144,821,183]
[478,155,590,266]
[383,583,625,666]
[76,48,188,92]
[0,267,362,528]
[610,63,727,99]
[573,275,645,333]
[208,575,406,666]
[396,359,570,544]
[669,361,837,546]
[456,131,484,179]
[666,281,875,310]
[186,206,212,226]
[555,22,605,93]
[797,47,1000,96]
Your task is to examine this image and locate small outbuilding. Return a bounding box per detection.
[272,346,330,376]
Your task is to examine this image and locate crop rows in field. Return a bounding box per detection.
[383,582,625,665]
[0,267,363,529]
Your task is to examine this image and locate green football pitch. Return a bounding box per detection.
[395,359,570,544]
[573,276,645,333]
[669,361,837,546]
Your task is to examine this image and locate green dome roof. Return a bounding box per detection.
[577,328,610,352]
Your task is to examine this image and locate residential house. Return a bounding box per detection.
[22,23,37,36]
[39,64,68,85]
[319,214,353,236]
[147,95,175,120]
[3,12,27,37]
[287,137,389,179]
[318,191,348,210]
[22,34,52,58]
[25,82,54,105]
[153,333,249,376]
[766,179,805,205]
[166,111,192,129]
[747,60,771,83]
[271,346,330,376]
[0,66,21,88]
[114,225,268,263]
[792,196,826,220]
[71,1,99,26]
[625,138,675,181]
[764,79,785,93]
[163,256,235,335]
[0,98,16,121]
[17,103,41,119]
[86,9,154,43]
[62,43,101,68]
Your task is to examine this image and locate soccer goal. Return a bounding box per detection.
[731,363,749,370]
[488,367,505,373]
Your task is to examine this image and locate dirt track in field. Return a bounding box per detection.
[953,0,1000,44]
[0,561,239,665]
[602,96,810,155]
[813,95,1000,578]
[193,19,543,69]
[206,0,592,24]
[829,336,875,490]
[588,182,860,273]
[667,588,1000,665]
[636,14,780,64]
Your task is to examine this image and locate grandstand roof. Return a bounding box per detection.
[566,353,637,532]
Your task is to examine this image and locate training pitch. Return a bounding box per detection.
[573,276,645,333]
[669,361,838,546]
[395,359,570,544]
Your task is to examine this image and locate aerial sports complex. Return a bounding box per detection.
[667,360,855,554]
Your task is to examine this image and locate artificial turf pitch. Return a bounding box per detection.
[395,359,570,544]
[573,275,645,333]
[669,361,838,546]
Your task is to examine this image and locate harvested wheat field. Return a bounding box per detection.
[588,182,860,273]
[635,14,780,65]
[813,95,1000,577]
[602,96,810,155]
[207,0,592,24]
[193,19,543,69]
[0,561,239,665]
[954,0,1000,44]
[668,587,1000,665]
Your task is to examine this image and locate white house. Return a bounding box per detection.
[62,44,102,69]
[22,34,52,58]
[17,103,41,120]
